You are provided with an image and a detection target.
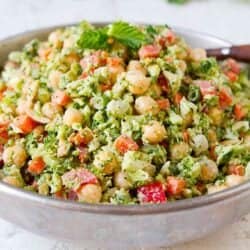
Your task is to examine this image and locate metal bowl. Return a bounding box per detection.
[0,23,249,249]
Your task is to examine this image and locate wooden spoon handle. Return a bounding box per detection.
[206,45,250,62]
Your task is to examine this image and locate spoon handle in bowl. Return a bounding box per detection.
[206,45,250,62]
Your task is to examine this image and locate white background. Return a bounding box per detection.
[0,0,250,249]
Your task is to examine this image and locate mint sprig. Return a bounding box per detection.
[77,28,109,50]
[107,21,146,49]
[77,21,146,50]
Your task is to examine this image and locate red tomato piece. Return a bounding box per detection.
[219,88,233,108]
[28,157,46,175]
[158,73,169,93]
[62,168,98,191]
[138,44,161,59]
[52,90,71,106]
[224,58,241,75]
[194,80,217,97]
[137,182,167,204]
[234,104,246,121]
[114,135,139,155]
[15,115,38,134]
[157,99,170,110]
[166,176,186,196]
[228,164,245,176]
[225,71,238,82]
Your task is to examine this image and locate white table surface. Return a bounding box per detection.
[0,0,250,249]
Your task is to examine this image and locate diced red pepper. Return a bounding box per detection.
[52,90,71,106]
[15,115,38,134]
[28,157,46,175]
[222,59,241,82]
[53,190,65,199]
[234,104,246,121]
[114,135,139,155]
[100,83,113,92]
[107,57,123,67]
[0,123,9,142]
[166,176,186,196]
[209,145,217,161]
[165,30,176,44]
[158,30,176,47]
[174,92,183,105]
[69,130,93,146]
[139,44,161,59]
[137,182,166,204]
[157,99,170,110]
[228,164,245,176]
[78,147,88,163]
[194,80,217,97]
[219,88,233,108]
[182,130,189,143]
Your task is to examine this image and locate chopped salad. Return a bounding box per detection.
[0,21,249,204]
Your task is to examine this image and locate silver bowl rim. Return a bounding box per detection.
[1,22,249,215]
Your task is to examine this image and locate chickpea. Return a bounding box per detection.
[77,184,102,203]
[143,121,166,144]
[38,182,49,196]
[48,70,62,89]
[3,144,27,167]
[127,60,147,75]
[64,52,80,65]
[207,129,217,144]
[135,96,159,115]
[207,184,228,194]
[182,112,193,128]
[221,139,239,146]
[48,30,63,48]
[192,134,209,155]
[189,48,207,62]
[149,83,162,98]
[144,163,156,177]
[108,64,125,84]
[57,140,69,157]
[170,142,189,160]
[33,125,44,137]
[208,107,223,126]
[200,159,218,181]
[244,134,250,144]
[16,99,31,115]
[114,171,131,189]
[178,60,187,72]
[2,176,23,188]
[0,114,10,125]
[94,150,119,175]
[42,102,62,120]
[63,37,75,50]
[225,175,245,187]
[126,70,150,95]
[63,107,83,126]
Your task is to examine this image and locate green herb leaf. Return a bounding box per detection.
[77,28,109,50]
[107,21,146,49]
